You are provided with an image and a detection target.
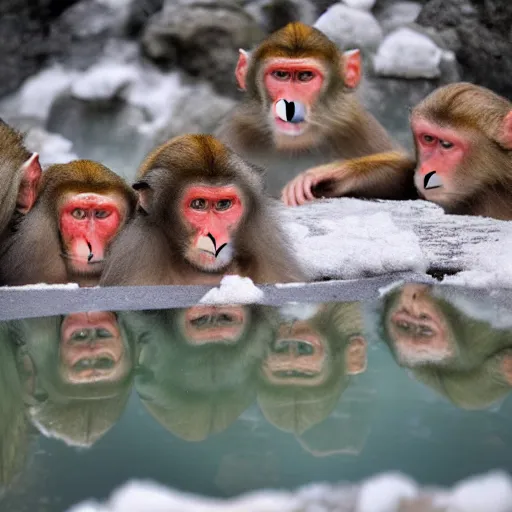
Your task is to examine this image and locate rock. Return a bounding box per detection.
[0,0,81,98]
[125,0,163,37]
[314,3,383,52]
[375,2,423,34]
[373,27,445,79]
[244,0,317,34]
[141,0,264,98]
[341,0,375,10]
[416,0,512,97]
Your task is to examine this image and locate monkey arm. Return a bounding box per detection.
[282,151,417,206]
[317,151,418,201]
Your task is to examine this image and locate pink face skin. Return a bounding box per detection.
[411,117,469,206]
[263,58,325,137]
[59,192,127,275]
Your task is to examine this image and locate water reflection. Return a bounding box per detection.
[2,284,512,507]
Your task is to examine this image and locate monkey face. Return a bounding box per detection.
[411,117,469,208]
[59,192,127,276]
[262,58,325,149]
[181,184,245,272]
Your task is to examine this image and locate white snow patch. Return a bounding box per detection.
[437,471,512,512]
[278,303,322,321]
[24,127,78,166]
[16,65,78,120]
[378,280,405,297]
[377,2,423,34]
[0,283,79,290]
[199,276,265,305]
[71,62,138,101]
[341,0,375,10]
[356,473,419,512]
[282,208,427,280]
[315,4,383,51]
[373,27,444,79]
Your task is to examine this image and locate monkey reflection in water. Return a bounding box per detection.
[130,305,276,441]
[9,312,138,447]
[379,284,512,409]
[258,302,367,436]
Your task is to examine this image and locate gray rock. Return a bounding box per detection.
[141,0,264,98]
[417,0,512,98]
[375,1,423,34]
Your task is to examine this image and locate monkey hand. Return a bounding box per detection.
[281,162,349,207]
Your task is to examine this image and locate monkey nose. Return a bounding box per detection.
[275,99,306,123]
[424,171,442,190]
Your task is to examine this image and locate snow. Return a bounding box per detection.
[24,127,78,166]
[0,283,79,290]
[356,473,419,512]
[376,2,423,34]
[71,62,138,101]
[281,205,427,280]
[341,0,375,10]
[314,4,383,52]
[66,472,512,512]
[373,28,444,79]
[199,276,265,305]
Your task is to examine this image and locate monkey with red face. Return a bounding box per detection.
[100,134,305,286]
[216,22,416,206]
[411,83,512,220]
[0,160,137,287]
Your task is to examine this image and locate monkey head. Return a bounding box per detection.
[411,83,512,212]
[134,135,263,275]
[236,22,362,151]
[46,161,136,279]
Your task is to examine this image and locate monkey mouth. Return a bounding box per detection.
[424,171,442,190]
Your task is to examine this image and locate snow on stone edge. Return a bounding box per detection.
[199,275,265,305]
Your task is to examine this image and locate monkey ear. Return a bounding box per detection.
[17,152,42,214]
[133,180,153,214]
[341,49,362,89]
[235,49,250,90]
[344,335,367,375]
[501,110,512,150]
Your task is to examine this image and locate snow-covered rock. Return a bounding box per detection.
[200,276,265,305]
[373,27,444,79]
[24,127,78,166]
[341,0,375,11]
[314,3,383,52]
[71,62,138,101]
[376,2,423,34]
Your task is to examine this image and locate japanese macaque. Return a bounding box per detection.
[0,160,137,287]
[378,283,512,409]
[258,302,367,435]
[100,134,305,286]
[9,311,137,447]
[215,22,415,205]
[0,119,42,245]
[129,304,274,441]
[411,83,512,220]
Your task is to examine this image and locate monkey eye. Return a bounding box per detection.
[190,315,209,327]
[297,71,314,82]
[418,325,434,337]
[96,328,114,338]
[70,329,90,341]
[440,139,454,149]
[422,134,436,144]
[190,198,207,210]
[94,210,111,219]
[71,208,87,220]
[271,70,291,80]
[396,320,412,332]
[215,199,232,211]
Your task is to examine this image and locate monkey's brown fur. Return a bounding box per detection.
[412,83,512,220]
[216,22,416,199]
[0,160,137,287]
[100,134,306,286]
[0,120,33,240]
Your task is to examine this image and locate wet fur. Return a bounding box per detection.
[100,134,306,286]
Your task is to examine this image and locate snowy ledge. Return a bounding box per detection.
[67,471,512,512]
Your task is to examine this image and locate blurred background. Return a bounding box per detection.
[0,0,510,181]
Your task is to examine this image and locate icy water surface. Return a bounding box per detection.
[1,281,512,511]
